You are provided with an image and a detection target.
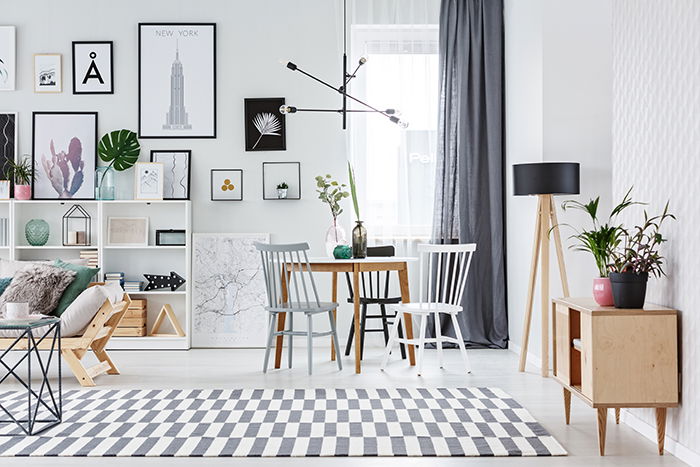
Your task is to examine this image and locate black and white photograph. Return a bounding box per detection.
[262,161,301,200]
[72,41,113,94]
[134,162,164,200]
[138,23,216,139]
[211,169,242,201]
[0,112,17,190]
[32,112,97,200]
[244,98,286,151]
[0,26,16,91]
[150,150,191,200]
[34,54,62,93]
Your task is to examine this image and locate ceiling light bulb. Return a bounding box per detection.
[359,57,367,65]
[398,120,409,129]
[279,105,292,114]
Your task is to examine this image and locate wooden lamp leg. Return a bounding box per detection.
[656,408,667,455]
[549,196,570,296]
[597,407,608,456]
[540,195,551,377]
[518,196,543,372]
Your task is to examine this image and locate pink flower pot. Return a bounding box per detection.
[14,185,31,200]
[593,277,614,307]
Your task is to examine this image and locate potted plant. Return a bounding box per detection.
[315,174,349,256]
[276,182,288,199]
[560,188,639,306]
[348,162,366,258]
[96,129,140,200]
[607,202,675,308]
[4,157,34,200]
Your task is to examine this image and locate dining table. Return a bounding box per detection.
[274,256,419,374]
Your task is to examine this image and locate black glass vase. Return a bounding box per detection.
[352,221,367,258]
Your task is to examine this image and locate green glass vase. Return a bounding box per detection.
[25,219,50,246]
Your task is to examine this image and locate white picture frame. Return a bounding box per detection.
[107,217,149,246]
[0,180,9,200]
[34,54,62,93]
[0,26,16,91]
[134,162,164,200]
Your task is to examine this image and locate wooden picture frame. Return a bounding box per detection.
[134,162,164,200]
[34,53,62,93]
[107,217,149,246]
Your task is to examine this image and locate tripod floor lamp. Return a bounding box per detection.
[513,162,580,377]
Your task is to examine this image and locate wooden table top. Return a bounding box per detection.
[307,257,418,264]
[553,297,677,315]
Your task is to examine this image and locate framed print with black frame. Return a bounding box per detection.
[0,112,17,195]
[72,41,113,94]
[32,111,98,200]
[211,169,242,201]
[244,98,286,151]
[262,162,300,200]
[138,23,216,139]
[150,150,191,200]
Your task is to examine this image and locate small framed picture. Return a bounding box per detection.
[0,26,16,91]
[244,98,286,151]
[150,150,190,200]
[134,162,164,200]
[72,41,113,94]
[107,217,149,246]
[34,54,62,93]
[262,162,301,200]
[0,180,9,199]
[156,229,186,246]
[211,169,242,201]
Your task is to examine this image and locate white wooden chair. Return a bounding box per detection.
[381,243,476,375]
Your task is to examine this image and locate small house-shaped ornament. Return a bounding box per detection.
[63,204,91,246]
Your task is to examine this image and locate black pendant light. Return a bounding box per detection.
[280,0,408,130]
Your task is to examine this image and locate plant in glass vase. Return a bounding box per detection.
[348,162,366,258]
[559,188,639,306]
[96,129,140,200]
[316,174,349,256]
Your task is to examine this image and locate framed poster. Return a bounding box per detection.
[244,98,286,151]
[150,150,190,200]
[107,217,149,246]
[262,162,301,200]
[0,112,17,193]
[32,112,97,200]
[211,169,242,201]
[138,23,216,138]
[0,26,16,91]
[72,41,113,94]
[192,233,270,347]
[134,162,164,200]
[34,54,62,93]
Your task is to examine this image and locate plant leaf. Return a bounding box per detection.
[97,129,140,171]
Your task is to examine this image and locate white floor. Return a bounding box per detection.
[2,345,686,466]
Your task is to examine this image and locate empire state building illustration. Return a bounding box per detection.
[163,42,192,130]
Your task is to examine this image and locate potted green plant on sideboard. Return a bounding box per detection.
[316,173,349,256]
[96,129,140,200]
[560,188,639,306]
[608,201,675,308]
[4,156,34,200]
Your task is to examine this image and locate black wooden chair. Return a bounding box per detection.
[344,245,406,360]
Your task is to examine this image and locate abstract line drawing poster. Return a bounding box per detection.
[138,23,216,139]
[0,113,17,190]
[151,150,190,200]
[192,233,270,348]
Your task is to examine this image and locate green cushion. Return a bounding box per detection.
[0,277,12,296]
[52,260,100,316]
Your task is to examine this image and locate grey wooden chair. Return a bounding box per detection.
[255,242,343,375]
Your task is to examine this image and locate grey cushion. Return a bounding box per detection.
[0,264,76,316]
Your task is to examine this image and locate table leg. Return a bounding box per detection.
[353,266,361,373]
[274,269,290,369]
[656,408,667,455]
[398,267,416,366]
[597,407,607,456]
[331,271,338,362]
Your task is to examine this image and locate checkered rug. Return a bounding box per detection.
[0,388,566,457]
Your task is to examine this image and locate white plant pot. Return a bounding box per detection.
[277,188,288,199]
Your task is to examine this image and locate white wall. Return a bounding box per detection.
[505,0,612,365]
[612,1,700,463]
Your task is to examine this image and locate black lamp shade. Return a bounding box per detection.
[513,162,580,196]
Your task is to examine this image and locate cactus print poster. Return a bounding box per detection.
[32,112,97,200]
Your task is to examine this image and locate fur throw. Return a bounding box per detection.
[0,264,76,316]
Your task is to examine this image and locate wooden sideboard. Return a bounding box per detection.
[552,297,679,456]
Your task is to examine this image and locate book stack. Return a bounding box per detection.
[114,299,147,337]
[0,218,8,246]
[105,272,125,288]
[123,281,143,293]
[80,249,99,269]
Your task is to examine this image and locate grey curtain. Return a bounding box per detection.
[430,0,507,349]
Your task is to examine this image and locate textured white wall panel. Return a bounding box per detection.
[612,0,700,460]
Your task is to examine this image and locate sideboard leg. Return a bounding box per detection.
[563,388,571,425]
[615,408,620,424]
[597,408,607,456]
[656,408,667,455]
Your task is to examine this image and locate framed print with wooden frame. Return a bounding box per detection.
[34,53,62,93]
[134,162,164,200]
[72,41,113,94]
[107,217,149,246]
[150,150,190,200]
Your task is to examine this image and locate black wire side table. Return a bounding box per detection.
[0,318,61,435]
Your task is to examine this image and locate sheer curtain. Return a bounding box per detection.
[347,0,440,255]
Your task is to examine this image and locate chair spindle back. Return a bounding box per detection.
[255,242,321,310]
[418,243,476,306]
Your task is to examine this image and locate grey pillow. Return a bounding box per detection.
[0,264,77,316]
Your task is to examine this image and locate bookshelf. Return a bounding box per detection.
[1,200,191,350]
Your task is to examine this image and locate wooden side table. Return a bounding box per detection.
[552,298,679,456]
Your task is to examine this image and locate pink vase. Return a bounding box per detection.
[593,277,614,307]
[14,185,31,200]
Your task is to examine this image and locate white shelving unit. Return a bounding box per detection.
[0,200,191,350]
